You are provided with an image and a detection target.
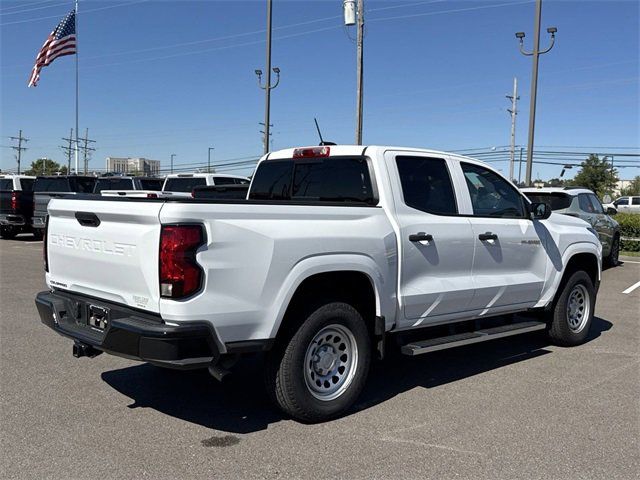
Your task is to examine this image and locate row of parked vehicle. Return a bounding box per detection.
[0,172,250,239]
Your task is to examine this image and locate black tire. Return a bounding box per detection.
[605,234,620,268]
[0,226,17,240]
[547,270,596,346]
[264,302,371,423]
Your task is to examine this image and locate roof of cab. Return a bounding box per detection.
[265,145,488,166]
[520,186,594,196]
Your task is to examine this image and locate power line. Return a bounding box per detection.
[59,128,74,173]
[80,128,96,174]
[0,1,69,16]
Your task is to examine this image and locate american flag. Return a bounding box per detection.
[28,9,77,87]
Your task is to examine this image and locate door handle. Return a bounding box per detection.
[478,232,498,241]
[409,233,433,242]
[75,211,100,227]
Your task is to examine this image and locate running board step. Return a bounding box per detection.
[400,321,546,356]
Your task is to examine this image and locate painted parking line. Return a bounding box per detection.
[622,280,640,295]
[621,260,640,264]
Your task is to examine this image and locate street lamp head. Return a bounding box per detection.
[515,32,526,40]
[547,26,557,35]
[254,69,262,76]
[272,67,280,74]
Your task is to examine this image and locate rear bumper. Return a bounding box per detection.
[35,290,224,369]
[0,214,27,226]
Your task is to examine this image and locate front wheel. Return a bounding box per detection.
[264,302,371,423]
[547,271,596,346]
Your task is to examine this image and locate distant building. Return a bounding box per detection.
[105,157,160,176]
[614,179,634,196]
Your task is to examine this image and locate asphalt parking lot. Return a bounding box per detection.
[1,236,639,480]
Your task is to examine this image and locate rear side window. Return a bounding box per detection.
[212,177,237,186]
[34,177,70,192]
[633,197,640,205]
[249,161,293,200]
[462,163,526,218]
[396,156,457,215]
[0,179,12,190]
[524,192,572,210]
[20,179,34,192]
[578,193,596,213]
[163,177,207,192]
[94,178,134,193]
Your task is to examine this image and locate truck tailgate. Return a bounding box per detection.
[46,198,163,313]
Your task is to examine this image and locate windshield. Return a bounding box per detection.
[138,178,163,190]
[524,192,572,211]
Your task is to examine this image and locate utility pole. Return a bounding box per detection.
[515,0,557,186]
[170,154,176,174]
[9,130,29,174]
[208,147,214,173]
[343,0,365,144]
[80,128,96,174]
[60,128,74,174]
[255,0,281,155]
[506,78,519,182]
[259,122,273,153]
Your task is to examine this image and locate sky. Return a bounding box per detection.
[1,0,639,180]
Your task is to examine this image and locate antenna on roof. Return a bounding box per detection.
[314,118,336,146]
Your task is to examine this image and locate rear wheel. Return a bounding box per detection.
[32,229,43,241]
[547,271,595,346]
[0,226,17,239]
[264,302,371,423]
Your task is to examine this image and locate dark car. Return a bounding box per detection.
[522,186,620,266]
[32,176,97,236]
[0,175,36,239]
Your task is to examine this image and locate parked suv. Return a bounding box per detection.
[93,176,164,193]
[162,173,249,193]
[522,187,620,266]
[0,174,36,239]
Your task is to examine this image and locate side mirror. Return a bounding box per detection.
[606,207,617,216]
[530,202,551,220]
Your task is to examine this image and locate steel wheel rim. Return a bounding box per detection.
[303,324,358,401]
[566,284,590,333]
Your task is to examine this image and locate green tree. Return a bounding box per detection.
[620,176,640,196]
[24,158,68,176]
[547,177,566,187]
[569,154,618,198]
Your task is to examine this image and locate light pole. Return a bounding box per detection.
[170,154,176,174]
[255,0,281,155]
[343,0,364,145]
[515,0,557,186]
[208,147,214,173]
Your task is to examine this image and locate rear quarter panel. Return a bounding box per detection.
[158,202,398,344]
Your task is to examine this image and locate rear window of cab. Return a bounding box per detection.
[249,156,375,204]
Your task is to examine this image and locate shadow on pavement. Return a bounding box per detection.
[101,317,612,434]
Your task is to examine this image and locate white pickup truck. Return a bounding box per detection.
[36,145,602,422]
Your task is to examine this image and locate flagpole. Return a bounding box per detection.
[74,0,79,174]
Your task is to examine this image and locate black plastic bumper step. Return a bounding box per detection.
[400,320,546,356]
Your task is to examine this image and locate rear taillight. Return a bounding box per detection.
[159,225,205,298]
[10,191,19,211]
[146,193,158,198]
[43,215,49,272]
